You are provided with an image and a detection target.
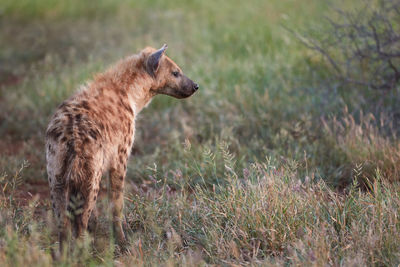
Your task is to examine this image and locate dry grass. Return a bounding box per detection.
[1,152,399,265]
[322,109,400,187]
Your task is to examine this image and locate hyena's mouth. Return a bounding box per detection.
[179,86,199,98]
[182,82,199,98]
[173,91,192,99]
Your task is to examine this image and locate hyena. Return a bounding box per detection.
[45,44,198,252]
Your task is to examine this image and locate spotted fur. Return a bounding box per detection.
[46,44,198,253]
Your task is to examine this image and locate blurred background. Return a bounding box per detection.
[0,0,399,265]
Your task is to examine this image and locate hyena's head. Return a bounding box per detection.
[144,44,199,99]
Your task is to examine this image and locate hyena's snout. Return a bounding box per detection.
[192,81,199,91]
[193,82,199,91]
[181,76,199,98]
[187,79,199,95]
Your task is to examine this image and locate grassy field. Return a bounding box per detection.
[0,0,399,265]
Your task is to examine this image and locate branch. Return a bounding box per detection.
[283,26,343,76]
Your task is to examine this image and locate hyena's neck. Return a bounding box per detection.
[95,55,156,114]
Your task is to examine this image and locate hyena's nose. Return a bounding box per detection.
[193,83,199,91]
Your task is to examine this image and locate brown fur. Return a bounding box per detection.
[45,45,198,253]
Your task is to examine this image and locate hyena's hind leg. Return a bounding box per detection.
[109,161,128,250]
[47,146,71,255]
[49,179,71,255]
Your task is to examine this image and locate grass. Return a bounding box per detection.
[0,0,399,265]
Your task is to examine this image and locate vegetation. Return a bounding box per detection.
[0,0,399,265]
[294,0,400,91]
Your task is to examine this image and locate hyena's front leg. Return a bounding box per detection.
[109,162,128,248]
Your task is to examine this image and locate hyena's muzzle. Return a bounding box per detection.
[157,74,199,99]
[176,74,199,98]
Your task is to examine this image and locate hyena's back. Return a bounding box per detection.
[46,98,105,241]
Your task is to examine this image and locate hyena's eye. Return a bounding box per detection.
[172,71,179,77]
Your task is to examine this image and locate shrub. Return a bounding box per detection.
[295,0,400,91]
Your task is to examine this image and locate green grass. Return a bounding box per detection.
[0,0,399,265]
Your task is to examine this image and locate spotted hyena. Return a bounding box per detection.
[45,44,199,252]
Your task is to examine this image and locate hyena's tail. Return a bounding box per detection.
[65,156,90,238]
[67,180,86,237]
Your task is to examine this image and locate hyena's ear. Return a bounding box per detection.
[146,44,168,77]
